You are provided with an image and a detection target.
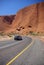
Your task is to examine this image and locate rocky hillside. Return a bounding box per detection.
[12,2,44,35]
[0,2,44,35]
[0,15,15,32]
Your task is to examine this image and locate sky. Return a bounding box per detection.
[0,0,44,16]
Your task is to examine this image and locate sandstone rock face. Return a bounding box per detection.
[0,2,44,35]
[12,2,44,34]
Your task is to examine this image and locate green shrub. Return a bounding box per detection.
[29,31,38,36]
[29,31,33,34]
[0,32,5,36]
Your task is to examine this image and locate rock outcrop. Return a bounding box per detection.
[12,2,44,35]
[0,2,44,35]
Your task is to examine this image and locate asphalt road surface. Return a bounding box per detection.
[0,36,44,65]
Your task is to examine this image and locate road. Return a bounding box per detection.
[0,36,44,65]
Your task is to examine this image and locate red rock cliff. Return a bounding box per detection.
[12,2,44,34]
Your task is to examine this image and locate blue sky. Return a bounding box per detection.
[0,0,44,15]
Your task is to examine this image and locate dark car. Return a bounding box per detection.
[14,35,22,40]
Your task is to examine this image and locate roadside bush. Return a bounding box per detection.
[7,34,12,37]
[29,31,38,36]
[29,31,33,34]
[0,32,5,36]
